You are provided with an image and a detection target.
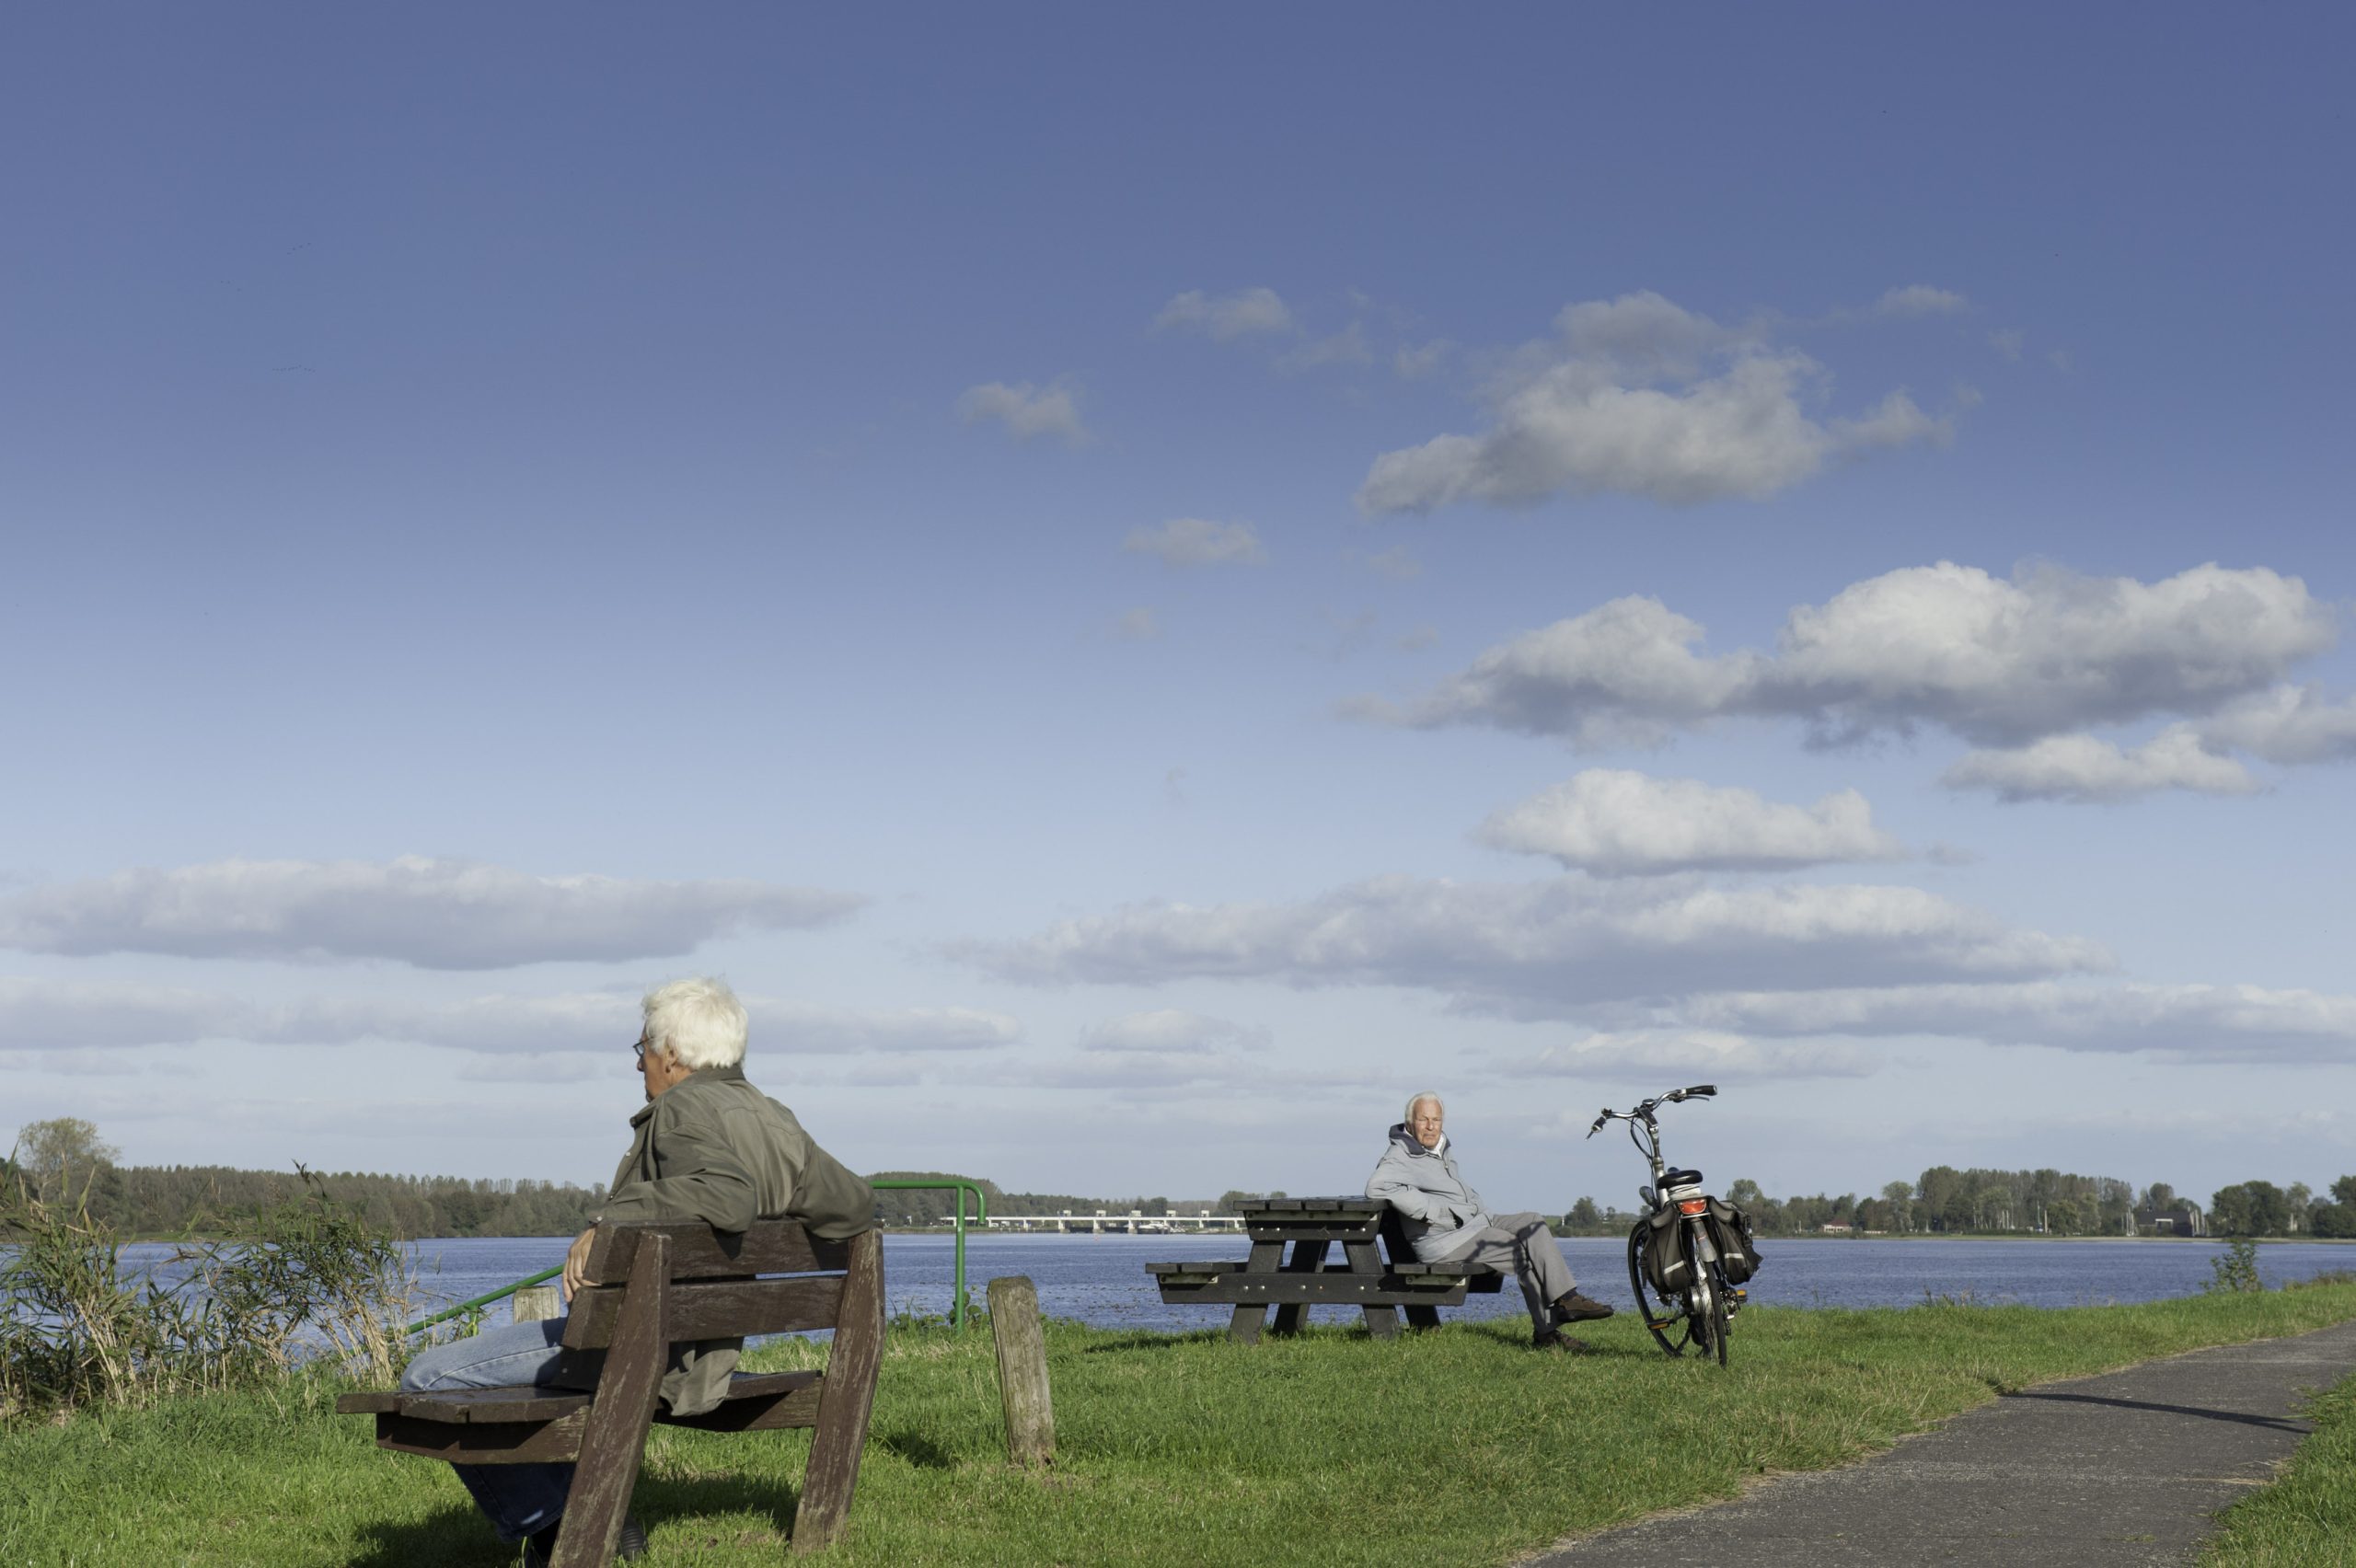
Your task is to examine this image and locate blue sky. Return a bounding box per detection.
[5,6,2353,1214]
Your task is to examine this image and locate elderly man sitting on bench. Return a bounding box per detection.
[1367,1092,1614,1351]
[398,976,875,1566]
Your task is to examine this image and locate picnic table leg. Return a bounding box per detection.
[1404,1304,1442,1331]
[1228,1239,1284,1344]
[1342,1238,1400,1339]
[1270,1238,1329,1336]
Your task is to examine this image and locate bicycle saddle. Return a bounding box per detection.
[1659,1168,1704,1189]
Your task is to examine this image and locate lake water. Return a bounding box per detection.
[352,1231,2356,1333]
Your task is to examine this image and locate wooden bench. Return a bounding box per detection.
[339,1219,884,1565]
[1146,1197,1503,1342]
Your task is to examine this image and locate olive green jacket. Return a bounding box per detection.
[591,1065,874,1415]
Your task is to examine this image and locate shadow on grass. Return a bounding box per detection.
[1078,1330,1229,1355]
[876,1427,959,1469]
[345,1477,810,1564]
[347,1503,514,1567]
[638,1471,804,1541]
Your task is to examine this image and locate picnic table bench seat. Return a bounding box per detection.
[1147,1197,1505,1343]
[339,1219,883,1565]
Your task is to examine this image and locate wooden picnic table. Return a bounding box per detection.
[1145,1197,1502,1343]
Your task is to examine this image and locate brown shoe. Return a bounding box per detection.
[1533,1328,1591,1353]
[1551,1290,1616,1324]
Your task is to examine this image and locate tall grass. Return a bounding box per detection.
[0,1164,412,1420]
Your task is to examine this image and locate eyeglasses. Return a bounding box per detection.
[631,1037,653,1063]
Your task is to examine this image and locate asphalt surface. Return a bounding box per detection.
[1528,1317,2356,1567]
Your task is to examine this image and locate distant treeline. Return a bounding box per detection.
[51,1164,612,1239]
[7,1150,1229,1240]
[869,1172,1234,1228]
[1562,1167,2356,1239]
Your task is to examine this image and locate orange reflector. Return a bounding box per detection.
[1677,1198,1709,1216]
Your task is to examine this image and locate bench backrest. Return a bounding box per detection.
[561,1218,865,1350]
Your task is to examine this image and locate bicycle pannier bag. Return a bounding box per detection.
[1641,1207,1692,1295]
[1705,1196,1761,1285]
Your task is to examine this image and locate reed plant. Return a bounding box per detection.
[0,1164,412,1421]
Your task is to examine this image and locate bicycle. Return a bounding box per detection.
[1588,1083,1759,1366]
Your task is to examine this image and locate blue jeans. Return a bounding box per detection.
[399,1318,578,1542]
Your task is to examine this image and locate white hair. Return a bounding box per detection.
[642,976,748,1070]
[1404,1092,1444,1122]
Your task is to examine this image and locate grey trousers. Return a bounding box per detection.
[1440,1211,1577,1330]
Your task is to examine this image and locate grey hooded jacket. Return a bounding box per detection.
[1366,1123,1492,1262]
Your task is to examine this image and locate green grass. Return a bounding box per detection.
[2205,1361,2356,1567]
[6,1286,2356,1568]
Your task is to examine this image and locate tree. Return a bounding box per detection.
[2210,1182,2289,1237]
[1565,1196,1601,1230]
[2287,1183,2313,1232]
[2334,1175,2356,1210]
[2311,1204,2356,1239]
[12,1117,119,1202]
[2142,1182,2177,1211]
[1881,1182,1913,1232]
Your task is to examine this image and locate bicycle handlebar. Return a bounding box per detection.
[1588,1084,1721,1134]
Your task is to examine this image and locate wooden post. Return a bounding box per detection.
[987,1275,1054,1468]
[513,1285,561,1324]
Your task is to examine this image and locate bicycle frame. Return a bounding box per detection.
[1588,1083,1746,1364]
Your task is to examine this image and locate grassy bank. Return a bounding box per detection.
[6,1286,2356,1567]
[2205,1362,2356,1566]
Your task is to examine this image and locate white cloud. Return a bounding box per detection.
[1875,284,1969,317]
[1278,321,1373,372]
[0,857,862,969]
[1393,340,1451,379]
[1365,547,1423,581]
[956,873,2108,1017]
[1115,607,1162,641]
[766,1003,1019,1055]
[0,981,1014,1057]
[1831,389,1950,451]
[1681,981,2356,1064]
[1480,770,1907,875]
[1356,291,1952,513]
[1375,561,2336,748]
[2198,684,2356,765]
[1153,287,1296,340]
[0,976,244,1048]
[1079,1009,1269,1054]
[1943,726,2261,802]
[266,991,636,1052]
[956,381,1091,446]
[1990,329,2026,362]
[1123,518,1267,569]
[1519,1029,1877,1081]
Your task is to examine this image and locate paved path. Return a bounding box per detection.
[1530,1318,2356,1567]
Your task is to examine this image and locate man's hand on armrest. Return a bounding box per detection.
[561,1226,597,1303]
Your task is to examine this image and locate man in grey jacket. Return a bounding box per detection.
[400,976,875,1565]
[1367,1091,1614,1350]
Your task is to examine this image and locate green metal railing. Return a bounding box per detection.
[403,1264,561,1337]
[872,1179,989,1329]
[399,1179,992,1338]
